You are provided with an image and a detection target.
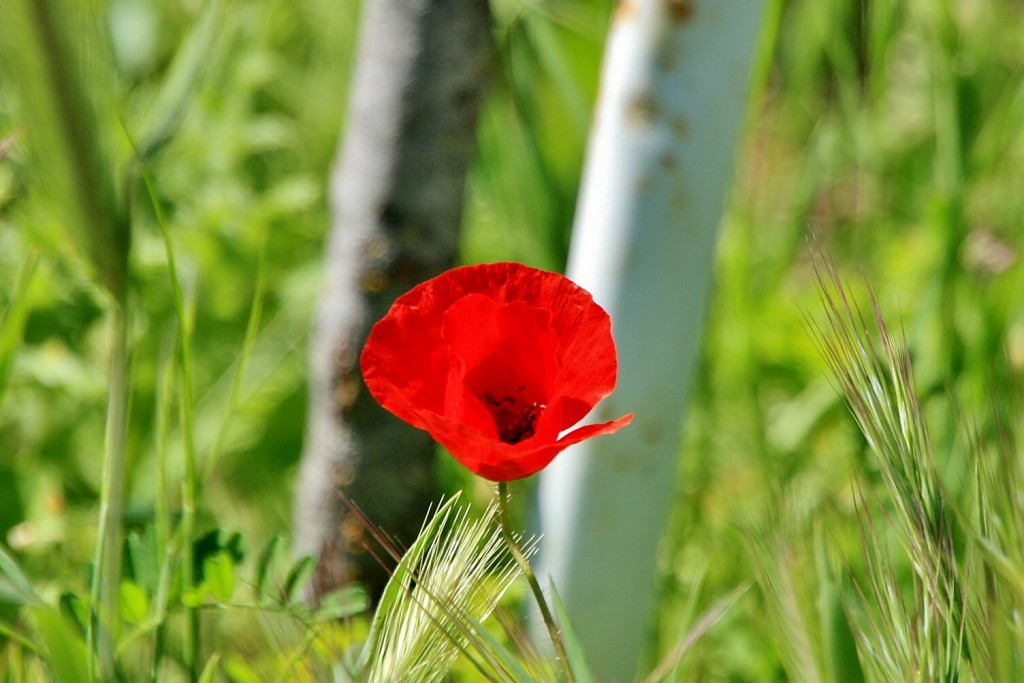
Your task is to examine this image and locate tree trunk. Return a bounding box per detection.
[535,0,765,678]
[294,0,493,602]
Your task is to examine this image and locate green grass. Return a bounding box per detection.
[3,0,1024,680]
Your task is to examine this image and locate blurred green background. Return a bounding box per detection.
[3,0,1024,678]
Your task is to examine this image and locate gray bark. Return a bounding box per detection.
[294,0,493,601]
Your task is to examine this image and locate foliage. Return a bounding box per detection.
[657,0,1024,678]
[2,0,1024,680]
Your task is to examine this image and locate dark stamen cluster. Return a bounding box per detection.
[481,388,544,444]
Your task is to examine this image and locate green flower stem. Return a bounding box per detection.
[496,482,574,683]
[143,171,199,681]
[169,264,199,683]
[90,302,129,681]
[179,338,199,683]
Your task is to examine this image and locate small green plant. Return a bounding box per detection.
[811,260,967,681]
[0,526,368,681]
[750,258,1024,682]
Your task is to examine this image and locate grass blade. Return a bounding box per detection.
[0,545,40,606]
[1,0,127,297]
[548,584,594,683]
[0,250,39,408]
[136,0,223,161]
[31,607,90,683]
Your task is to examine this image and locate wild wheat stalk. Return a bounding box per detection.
[360,494,532,682]
[811,259,967,681]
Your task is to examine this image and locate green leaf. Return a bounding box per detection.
[119,580,150,624]
[823,585,864,683]
[58,593,88,636]
[0,579,26,606]
[193,528,245,588]
[198,652,222,683]
[460,611,542,683]
[549,584,595,683]
[283,555,316,605]
[202,552,236,603]
[0,544,39,605]
[312,586,370,622]
[254,535,283,602]
[126,528,162,592]
[183,533,242,605]
[0,618,44,656]
[181,586,203,609]
[136,0,223,161]
[223,655,262,683]
[30,607,89,683]
[816,533,864,683]
[0,250,39,406]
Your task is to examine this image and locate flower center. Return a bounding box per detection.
[479,387,545,444]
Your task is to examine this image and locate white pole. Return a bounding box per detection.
[536,1,765,679]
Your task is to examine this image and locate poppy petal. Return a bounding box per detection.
[360,262,631,481]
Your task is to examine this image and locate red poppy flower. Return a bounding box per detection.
[360,262,633,482]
